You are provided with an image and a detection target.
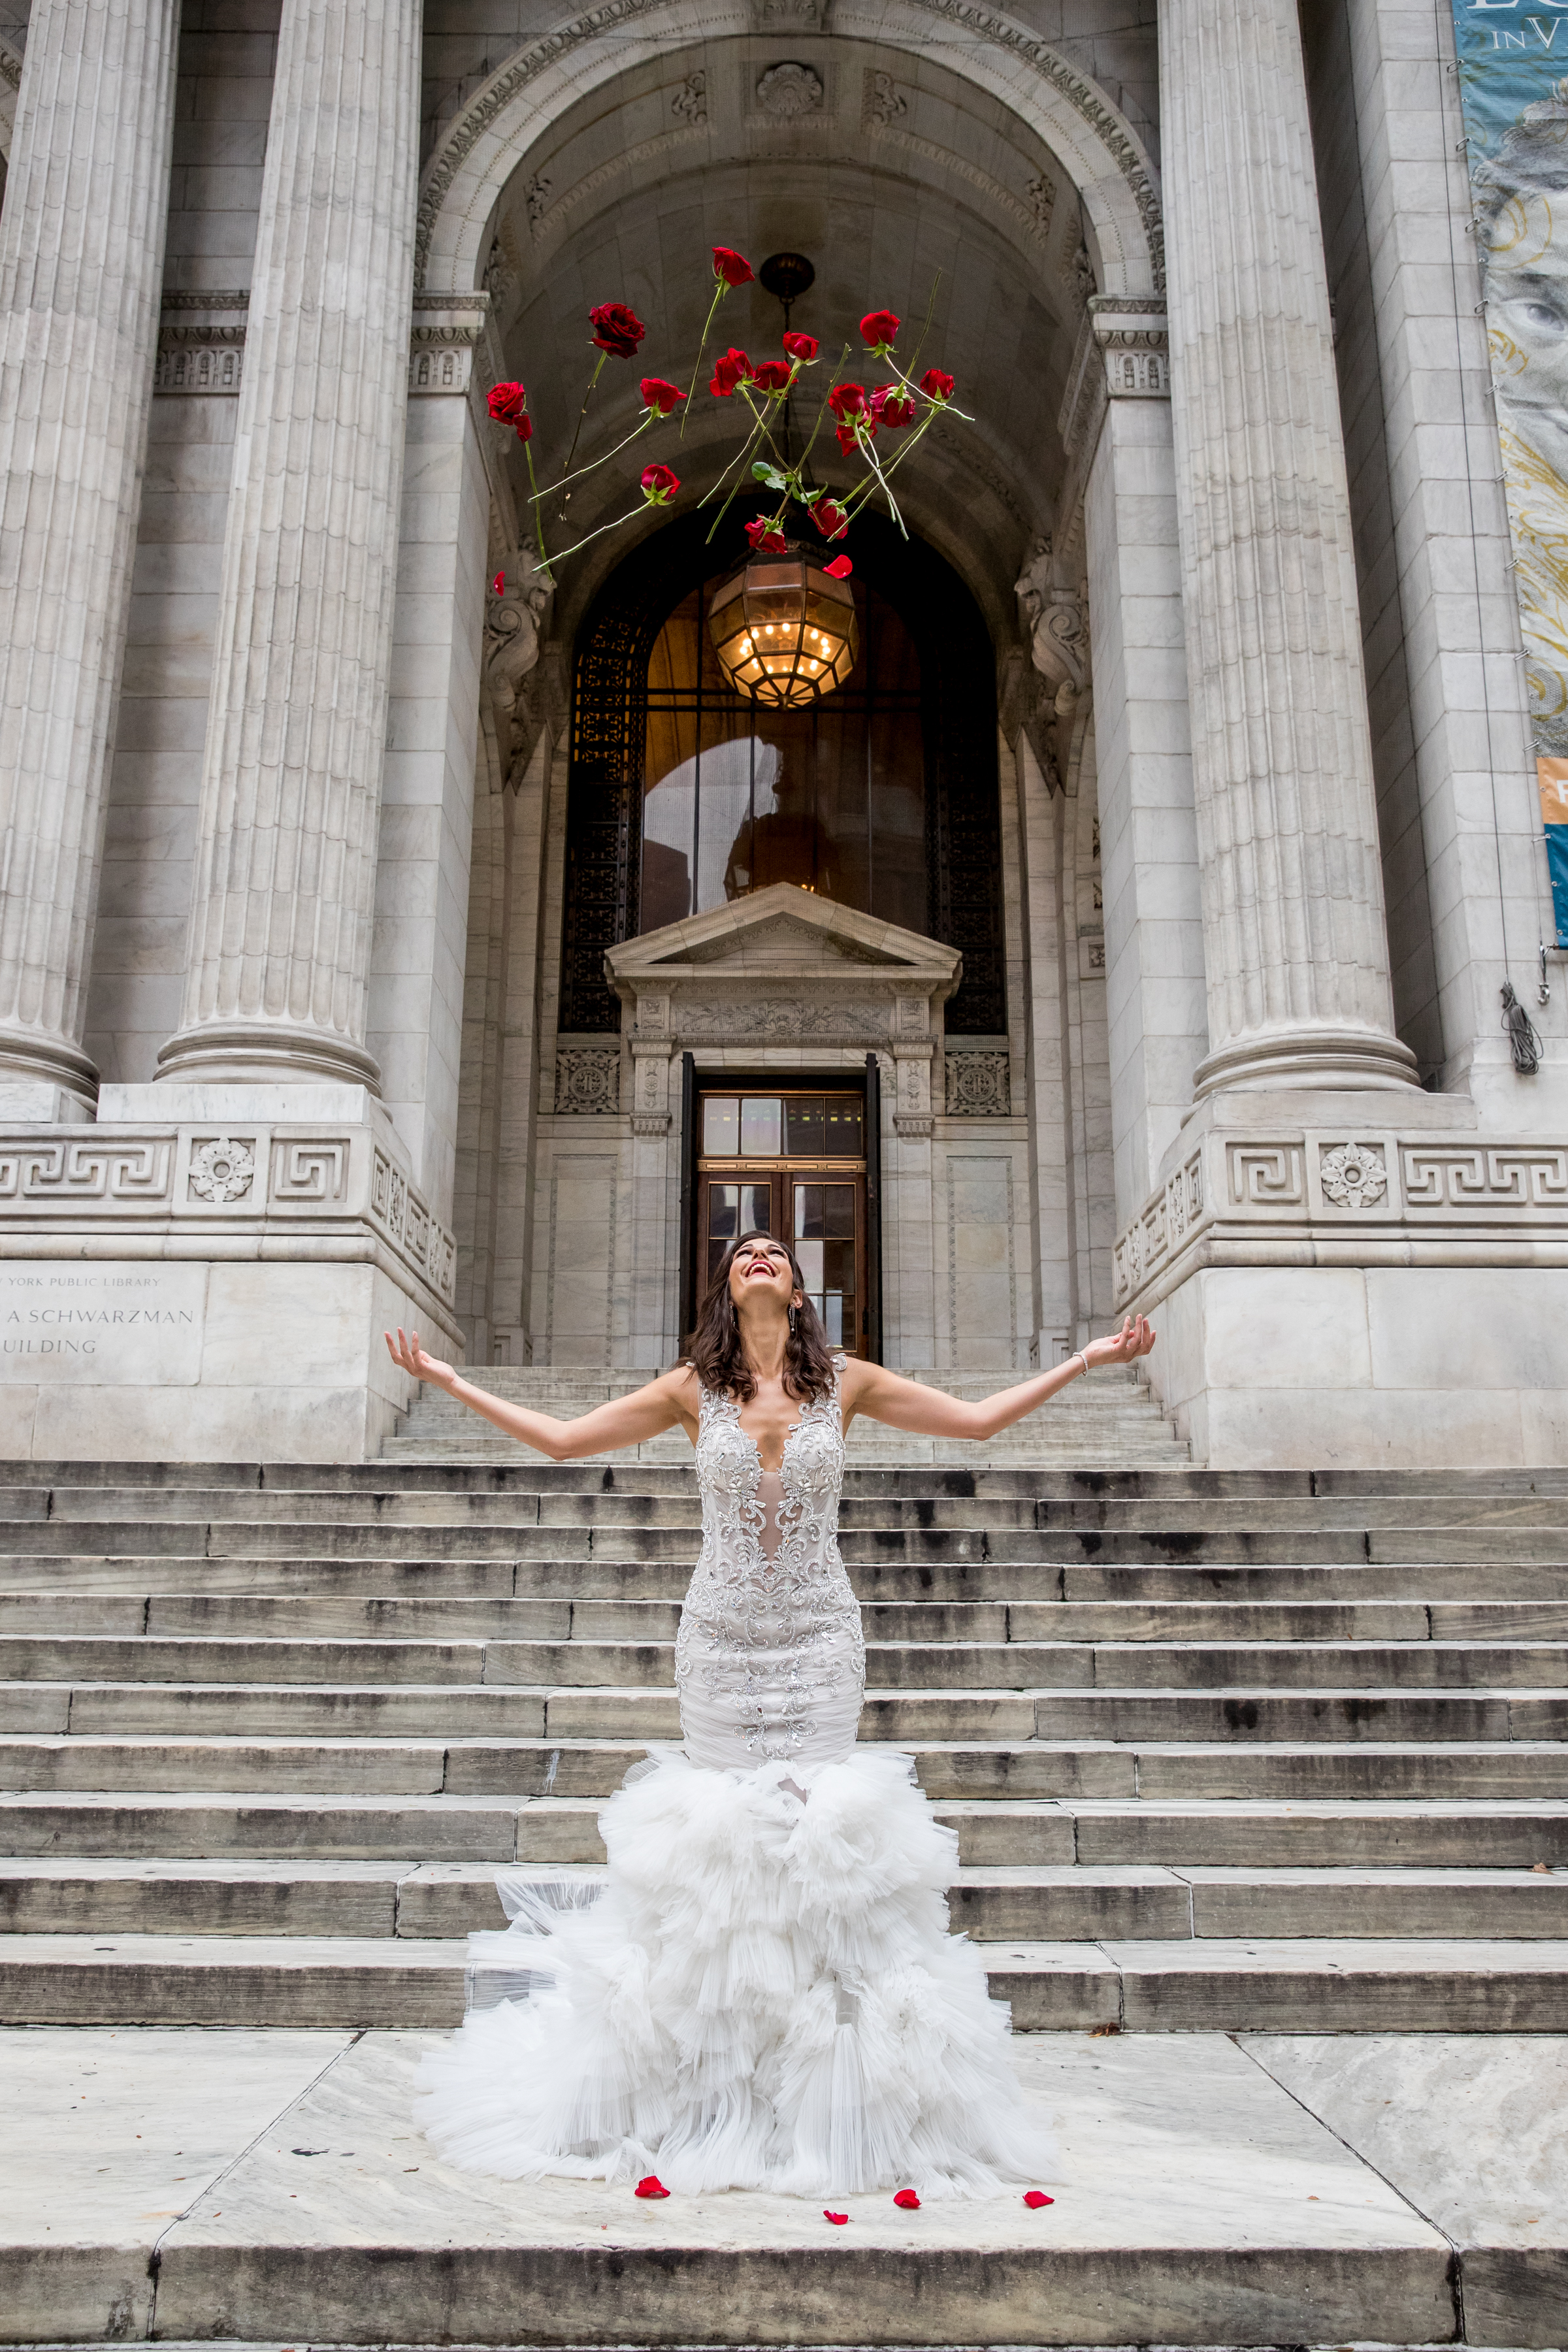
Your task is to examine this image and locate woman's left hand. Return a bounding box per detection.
[1086,1313,1155,1367]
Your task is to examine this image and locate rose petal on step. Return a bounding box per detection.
[634,2175,670,2198]
[824,2209,849,2224]
[1022,2190,1054,2209]
[893,2189,921,2210]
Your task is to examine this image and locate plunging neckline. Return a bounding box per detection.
[734,1406,803,1479]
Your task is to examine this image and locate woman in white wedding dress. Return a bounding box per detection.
[385,1234,1153,2200]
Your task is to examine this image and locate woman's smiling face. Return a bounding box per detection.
[1487,190,1568,478]
[728,1234,800,1314]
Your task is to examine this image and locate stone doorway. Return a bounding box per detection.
[692,1079,870,1354]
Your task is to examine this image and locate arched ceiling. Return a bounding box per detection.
[482,35,1094,638]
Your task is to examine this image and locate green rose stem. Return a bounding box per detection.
[546,492,674,570]
[681,275,733,440]
[523,434,552,581]
[556,350,608,523]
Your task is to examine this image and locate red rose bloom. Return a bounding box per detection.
[514,414,532,443]
[808,495,848,542]
[487,381,527,424]
[824,554,853,579]
[751,359,791,393]
[834,420,875,455]
[640,376,687,414]
[589,301,646,358]
[920,367,955,402]
[828,383,867,420]
[783,331,819,361]
[641,463,680,505]
[744,517,789,553]
[860,308,900,349]
[870,384,917,428]
[713,246,754,287]
[710,347,754,397]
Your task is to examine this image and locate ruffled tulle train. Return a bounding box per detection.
[415,1744,1055,2198]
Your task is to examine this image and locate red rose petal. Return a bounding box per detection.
[824,555,852,580]
[634,2174,670,2198]
[492,572,504,595]
[824,2209,849,2225]
[892,2189,921,2210]
[1022,2190,1054,2210]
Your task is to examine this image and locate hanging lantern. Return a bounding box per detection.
[708,551,858,710]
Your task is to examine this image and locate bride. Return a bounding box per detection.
[385,1233,1154,2200]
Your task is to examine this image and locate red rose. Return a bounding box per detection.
[920,367,955,402]
[860,308,900,350]
[641,463,680,505]
[828,383,867,420]
[514,414,532,444]
[834,421,875,455]
[589,301,646,358]
[487,380,528,424]
[824,555,852,579]
[808,495,848,542]
[713,246,754,287]
[640,376,686,414]
[635,2175,670,2199]
[710,348,754,397]
[783,331,819,361]
[751,359,791,393]
[870,384,916,428]
[492,570,505,595]
[744,517,789,553]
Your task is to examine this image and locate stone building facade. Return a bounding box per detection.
[0,0,1561,1466]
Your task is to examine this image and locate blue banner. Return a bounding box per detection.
[1452,13,1568,941]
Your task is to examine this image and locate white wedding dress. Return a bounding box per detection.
[416,1360,1054,2197]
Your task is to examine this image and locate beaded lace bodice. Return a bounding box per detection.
[674,1357,866,1769]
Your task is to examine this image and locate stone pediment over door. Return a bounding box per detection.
[604,883,962,1132]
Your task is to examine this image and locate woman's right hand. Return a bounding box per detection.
[385,1326,458,1390]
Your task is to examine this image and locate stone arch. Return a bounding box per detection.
[415,0,1161,303]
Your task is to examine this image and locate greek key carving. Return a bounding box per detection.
[1228,1144,1305,1208]
[0,1139,175,1201]
[945,1053,1011,1115]
[555,1049,621,1115]
[270,1141,348,1203]
[1402,1147,1568,1211]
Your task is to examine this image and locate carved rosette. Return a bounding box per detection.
[555,1049,621,1115]
[945,1053,1011,1116]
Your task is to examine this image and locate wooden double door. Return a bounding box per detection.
[696,1085,868,1352]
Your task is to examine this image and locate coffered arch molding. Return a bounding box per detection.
[416,0,1162,302]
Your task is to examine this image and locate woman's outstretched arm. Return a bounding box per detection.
[841,1315,1156,1441]
[384,1328,696,1460]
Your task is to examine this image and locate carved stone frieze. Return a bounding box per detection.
[671,69,707,122]
[862,69,907,127]
[1114,1128,1568,1309]
[554,1049,621,1114]
[755,60,825,118]
[409,291,489,396]
[155,291,248,397]
[0,1127,455,1305]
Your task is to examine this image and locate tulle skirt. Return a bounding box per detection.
[415,1744,1055,2198]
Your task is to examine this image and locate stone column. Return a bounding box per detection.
[0,0,179,1118]
[155,0,423,1090]
[1158,0,1420,1095]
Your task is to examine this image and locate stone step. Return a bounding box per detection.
[8,1729,1565,1799]
[1035,1688,1568,1740]
[10,1590,1568,1644]
[5,1786,1563,1872]
[2,1929,1565,2034]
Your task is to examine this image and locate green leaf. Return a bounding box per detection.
[751,461,788,489]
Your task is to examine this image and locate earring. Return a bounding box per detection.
[789,1305,798,1334]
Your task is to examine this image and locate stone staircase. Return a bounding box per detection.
[384,1362,1191,1467]
[0,1454,1565,2035]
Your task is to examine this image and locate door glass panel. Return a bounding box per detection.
[702,1098,739,1155]
[794,1183,857,1347]
[824,1098,862,1156]
[707,1181,771,1286]
[785,1097,825,1154]
[740,1097,782,1156]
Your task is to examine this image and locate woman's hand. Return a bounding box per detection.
[1085,1313,1155,1368]
[385,1326,458,1390]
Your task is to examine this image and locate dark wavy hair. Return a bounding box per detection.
[686,1230,837,1403]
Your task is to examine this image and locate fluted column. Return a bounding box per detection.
[155,0,423,1089]
[1158,0,1419,1094]
[0,0,179,1116]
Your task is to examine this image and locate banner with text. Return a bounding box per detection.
[1452,16,1568,939]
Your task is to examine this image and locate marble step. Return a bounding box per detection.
[5,1629,1567,1690]
[4,1786,1563,1872]
[10,1591,1568,1645]
[7,1850,1568,1948]
[7,1732,1567,1803]
[1,1930,1565,2036]
[10,1677,1568,1744]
